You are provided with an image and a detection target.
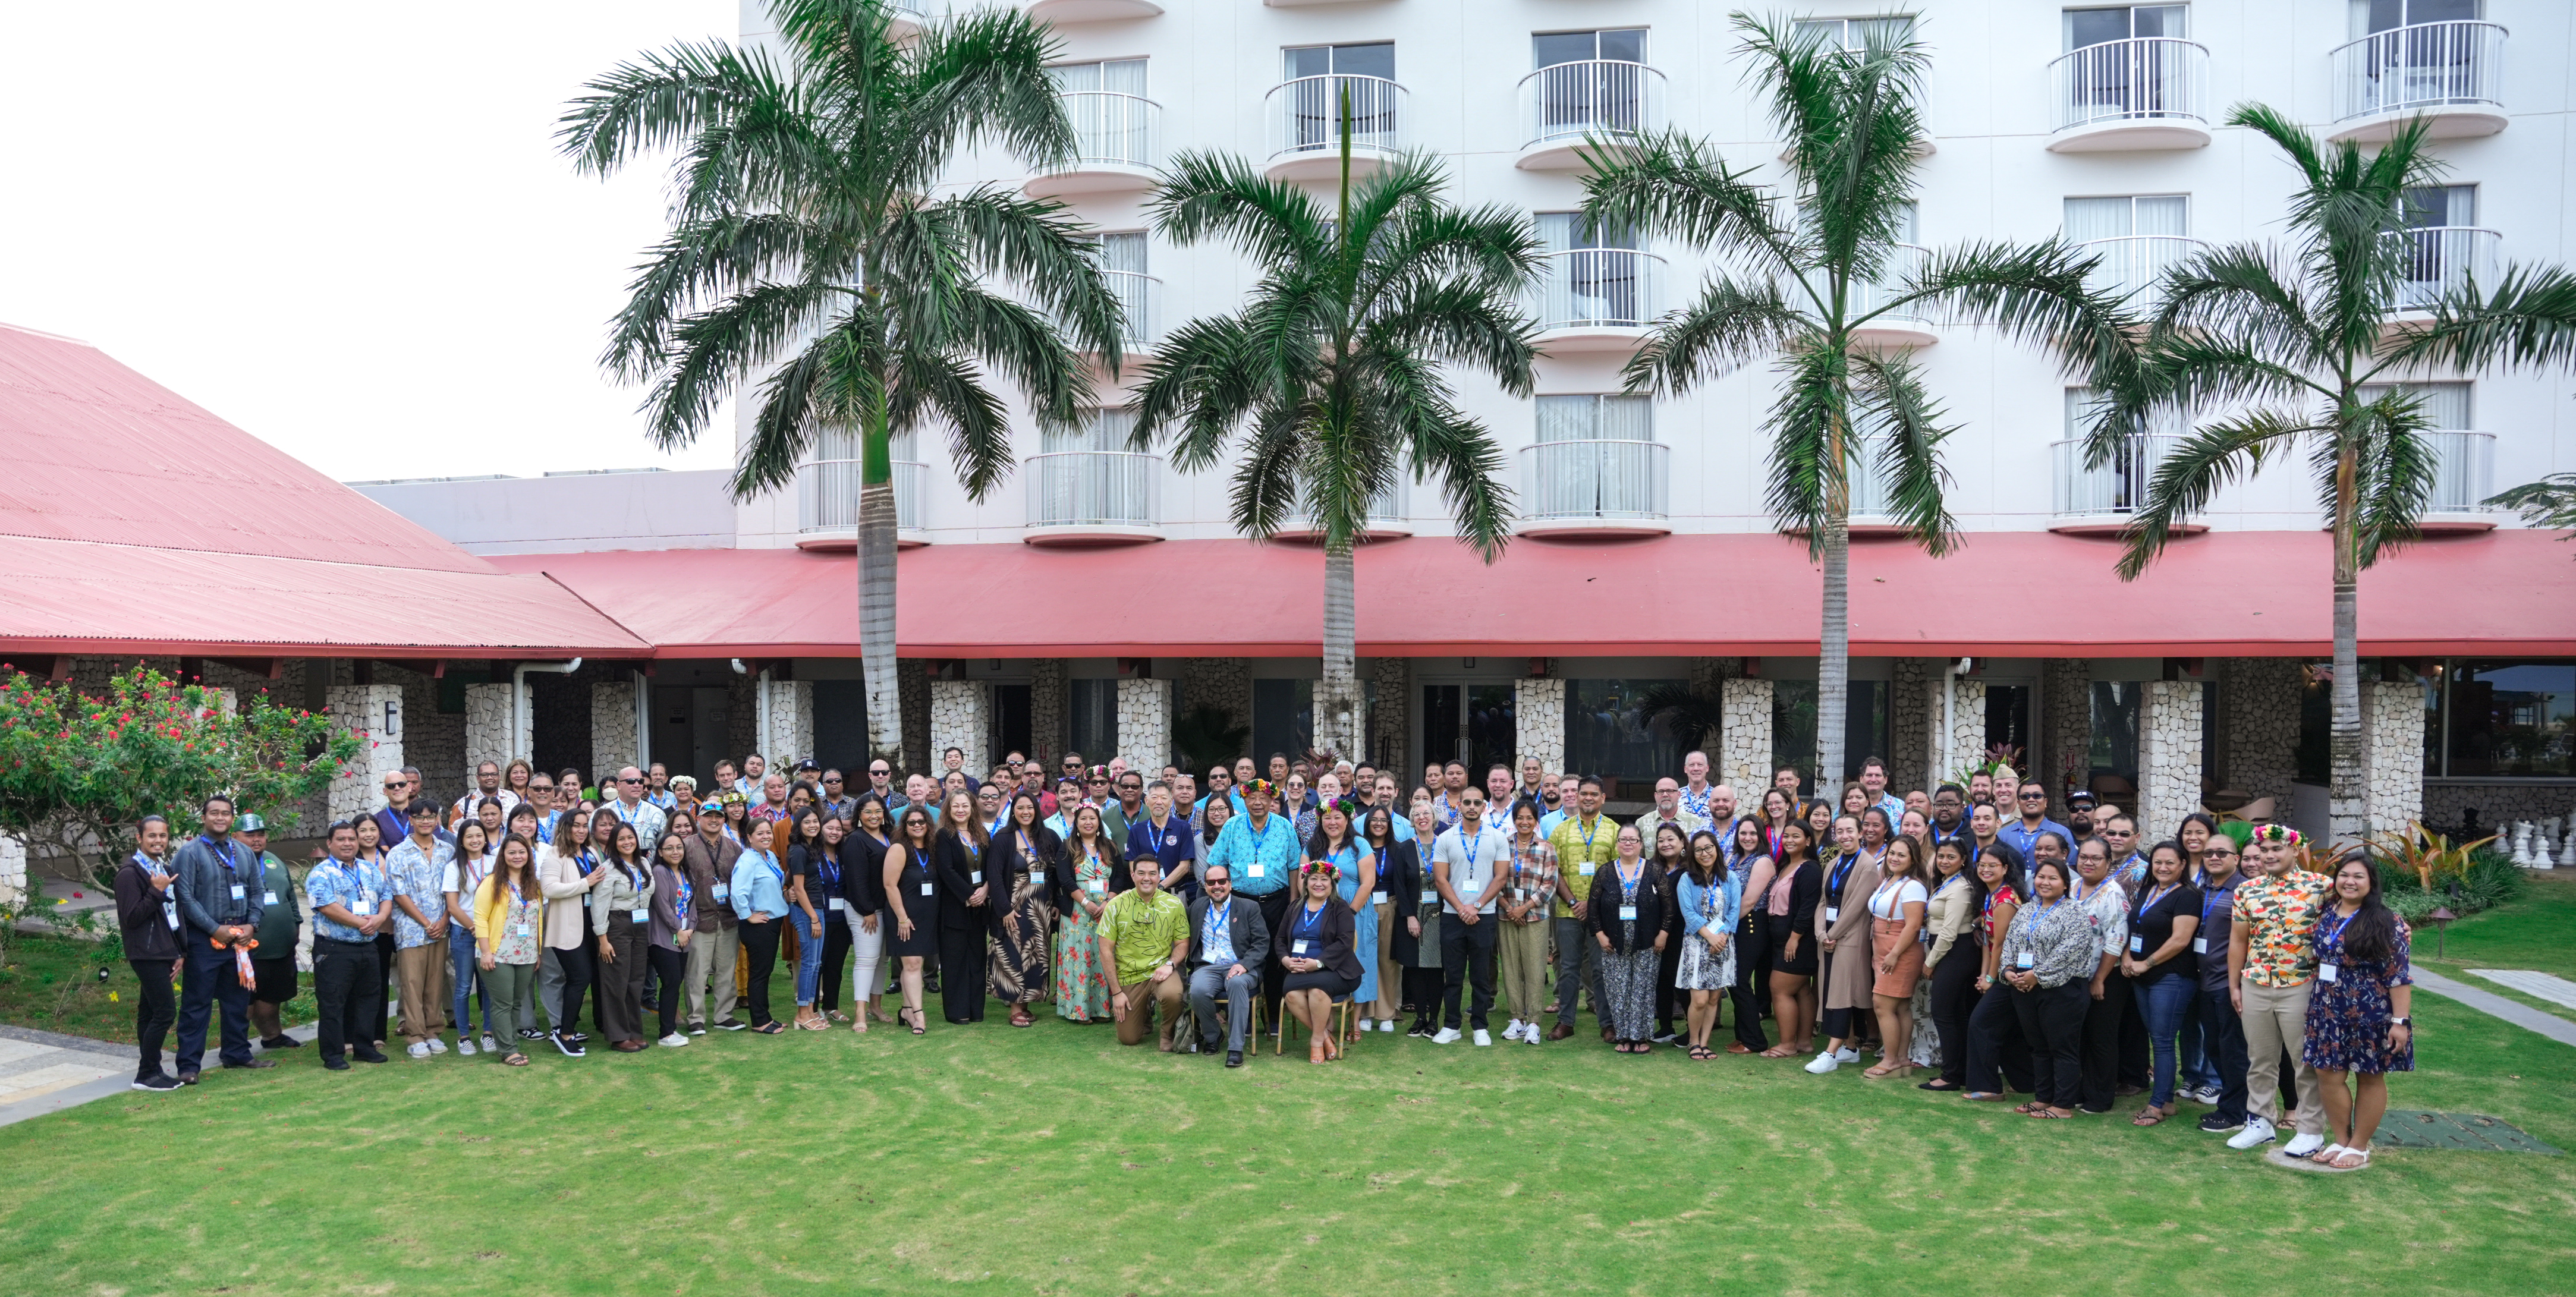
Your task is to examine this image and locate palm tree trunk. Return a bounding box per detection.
[2327,512,2365,845]
[857,400,903,769]
[1316,543,1362,764]
[1817,515,1850,801]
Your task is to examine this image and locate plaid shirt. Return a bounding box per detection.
[1498,834,1558,923]
[2232,869,2332,988]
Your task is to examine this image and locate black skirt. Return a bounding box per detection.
[1767,914,1819,976]
[1283,968,1360,999]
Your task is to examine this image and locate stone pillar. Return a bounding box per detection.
[1028,659,1068,763]
[1514,678,1566,776]
[464,683,514,779]
[1927,676,1985,788]
[1369,657,1410,772]
[762,678,814,766]
[1888,659,1931,794]
[590,680,637,785]
[0,834,25,906]
[1115,677,1172,772]
[2138,680,2205,838]
[1719,678,1773,794]
[2363,679,2427,839]
[326,684,404,821]
[930,679,990,777]
[2221,658,2301,821]
[2042,659,2094,816]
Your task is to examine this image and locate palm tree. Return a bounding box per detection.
[1581,15,2127,797]
[2094,106,2576,843]
[1132,106,1542,763]
[559,0,1125,768]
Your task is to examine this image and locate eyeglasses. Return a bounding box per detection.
[2018,792,2046,800]
[2207,846,2239,857]
[824,776,844,785]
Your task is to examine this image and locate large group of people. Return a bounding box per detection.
[111,744,2415,1170]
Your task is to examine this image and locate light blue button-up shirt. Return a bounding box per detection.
[1205,812,1298,896]
[729,849,792,920]
[386,837,454,949]
[306,857,391,945]
[1201,902,1236,967]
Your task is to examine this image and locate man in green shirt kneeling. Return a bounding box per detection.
[1100,857,1190,1050]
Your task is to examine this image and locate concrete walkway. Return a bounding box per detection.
[0,1021,320,1131]
[2414,969,2576,1050]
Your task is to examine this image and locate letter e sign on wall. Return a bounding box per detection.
[382,699,403,741]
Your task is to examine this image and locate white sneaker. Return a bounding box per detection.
[2281,1131,2326,1157]
[1473,1028,1493,1047]
[1430,1027,1463,1044]
[406,1041,431,1059]
[1832,1046,1860,1063]
[424,1037,448,1054]
[1376,1019,1394,1032]
[455,1037,477,1057]
[1524,1025,1542,1044]
[482,1033,500,1053]
[2226,1116,2278,1150]
[1804,1050,1841,1075]
[659,1033,690,1048]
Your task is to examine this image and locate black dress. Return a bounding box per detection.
[884,840,940,960]
[1766,859,1823,977]
[933,832,991,1022]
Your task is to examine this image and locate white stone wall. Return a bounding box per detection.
[1930,677,1986,786]
[591,680,638,784]
[326,684,404,822]
[464,683,514,781]
[2364,679,2427,838]
[1116,677,1172,772]
[1515,677,1566,776]
[0,834,24,906]
[762,678,814,766]
[930,680,990,776]
[2138,680,2204,839]
[1720,678,1773,794]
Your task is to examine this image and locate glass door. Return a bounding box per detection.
[1418,682,1517,783]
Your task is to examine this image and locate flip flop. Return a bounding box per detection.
[2131,1109,2167,1126]
[2027,1107,2074,1119]
[754,1022,785,1035]
[2308,1142,2348,1164]
[2329,1148,2370,1170]
[501,1053,529,1067]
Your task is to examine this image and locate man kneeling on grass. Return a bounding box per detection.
[1100,857,1189,1051]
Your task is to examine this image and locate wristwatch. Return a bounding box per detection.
[2389,1016,2411,1027]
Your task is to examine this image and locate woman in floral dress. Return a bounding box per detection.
[2300,851,2414,1171]
[1053,804,1119,1022]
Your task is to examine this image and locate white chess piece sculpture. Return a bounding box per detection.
[2538,829,2558,868]
[2511,822,2536,868]
[2558,829,2575,868]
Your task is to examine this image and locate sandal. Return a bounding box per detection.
[826,1009,850,1024]
[1918,1080,1961,1092]
[754,1022,785,1035]
[1309,1043,1328,1065]
[2027,1107,2074,1119]
[1688,1046,1715,1061]
[2131,1109,2168,1127]
[1009,1009,1034,1028]
[850,1019,869,1035]
[501,1052,529,1067]
[1862,1064,1899,1079]
[2308,1142,2348,1165]
[2328,1148,2371,1170]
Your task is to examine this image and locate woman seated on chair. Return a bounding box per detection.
[1276,860,1363,1064]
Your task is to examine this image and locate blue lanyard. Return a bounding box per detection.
[1455,826,1485,875]
[2317,908,2357,957]
[203,836,236,874]
[1139,818,1166,854]
[2201,882,2234,926]
[819,851,842,890]
[1294,904,1325,937]
[1827,852,1857,899]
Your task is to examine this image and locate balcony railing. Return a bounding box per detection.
[1847,442,1894,521]
[1841,243,1933,329]
[2077,234,2204,303]
[2422,429,2496,514]
[798,458,924,533]
[1051,90,1158,172]
[2389,225,2500,310]
[1282,478,1408,536]
[1046,268,1156,351]
[1535,248,1661,331]
[2331,21,2507,123]
[1520,440,1669,522]
[1518,59,1668,150]
[1026,450,1158,529]
[2050,37,2209,133]
[2053,434,2182,518]
[1265,74,1405,166]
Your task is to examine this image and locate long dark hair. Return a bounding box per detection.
[1306,799,1356,861]
[2326,849,2402,964]
[895,805,935,854]
[1685,830,1724,889]
[1970,843,2026,912]
[1360,805,1396,857]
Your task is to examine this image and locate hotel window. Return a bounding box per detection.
[2065,4,2187,48]
[2353,0,2481,37]
[2427,662,2574,778]
[1069,679,1118,764]
[1795,15,1916,49]
[1565,678,1685,783]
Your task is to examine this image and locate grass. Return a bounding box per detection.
[0,967,2570,1295]
[0,930,314,1044]
[2413,872,2576,1025]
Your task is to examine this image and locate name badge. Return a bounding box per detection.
[630,908,648,924]
[828,897,845,911]
[1418,889,1437,905]
[970,870,983,885]
[1248,864,1266,879]
[1578,862,1596,877]
[353,901,374,915]
[2191,937,2208,953]
[263,890,278,905]
[920,883,935,896]
[2129,936,2144,953]
[583,895,593,908]
[713,884,729,901]
[228,884,246,901]
[510,922,532,937]
[1086,880,1106,895]
[2317,963,2339,984]
[1292,940,1310,955]
[2015,952,2036,969]
[1824,906,1840,924]
[1371,891,1386,905]
[162,902,179,930]
[1617,904,1638,921]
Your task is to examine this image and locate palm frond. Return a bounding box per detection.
[2117,408,2314,578]
[1622,275,1807,395]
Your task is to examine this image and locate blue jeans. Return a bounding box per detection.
[2195,985,2250,1125]
[2133,974,2195,1107]
[792,906,825,1007]
[448,927,490,1037]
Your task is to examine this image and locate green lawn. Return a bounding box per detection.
[0,930,314,1044]
[0,967,2569,1296]
[2415,873,2576,1025]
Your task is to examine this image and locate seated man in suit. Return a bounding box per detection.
[1185,862,1271,1068]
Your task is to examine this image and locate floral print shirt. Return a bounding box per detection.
[2231,869,2332,988]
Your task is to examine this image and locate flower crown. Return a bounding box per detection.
[2250,824,2302,845]
[1299,859,1340,880]
[1325,795,1364,819]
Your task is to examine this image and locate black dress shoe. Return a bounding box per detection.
[1225,1050,1244,1068]
[221,1058,277,1070]
[323,1059,351,1072]
[175,1071,200,1085]
[259,1035,303,1049]
[352,1049,390,1064]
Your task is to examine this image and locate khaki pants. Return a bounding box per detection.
[1114,975,1184,1048]
[685,924,741,1027]
[394,943,451,1045]
[2240,979,2324,1135]
[1498,918,1550,1024]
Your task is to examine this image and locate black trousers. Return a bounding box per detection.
[2196,986,2251,1125]
[128,958,177,1082]
[372,932,396,1043]
[550,942,597,1037]
[2079,968,2128,1113]
[1927,944,1983,1087]
[1965,979,2035,1094]
[175,938,254,1074]
[2012,980,2090,1109]
[1439,914,1499,1030]
[818,909,855,1013]
[741,919,784,1027]
[1402,967,1443,1022]
[649,945,688,1040]
[1729,912,1771,1051]
[312,937,382,1063]
[936,924,984,1023]
[1653,922,1683,1034]
[1251,887,1292,1021]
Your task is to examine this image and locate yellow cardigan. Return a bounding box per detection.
[471,874,545,956]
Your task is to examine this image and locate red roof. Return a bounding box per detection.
[0,323,649,658]
[491,527,2576,659]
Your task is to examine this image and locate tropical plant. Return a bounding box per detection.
[2086,106,2576,843]
[1131,96,1540,764]
[1635,682,1723,754]
[2367,820,2495,894]
[560,0,1125,772]
[1580,14,2128,801]
[2487,471,2576,549]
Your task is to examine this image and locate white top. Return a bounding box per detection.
[441,848,498,897]
[1867,876,1927,921]
[1432,821,1501,915]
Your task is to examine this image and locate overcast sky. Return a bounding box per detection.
[0,2,740,481]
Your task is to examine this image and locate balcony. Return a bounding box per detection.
[1516,440,1670,538]
[884,0,930,37]
[2077,234,2204,304]
[1023,0,1162,22]
[1027,92,1160,197]
[1843,443,1907,539]
[1024,450,1160,545]
[2050,433,2203,535]
[2329,21,2508,143]
[2419,429,2500,534]
[1533,248,1661,352]
[1273,478,1413,542]
[1516,60,1668,171]
[2389,225,2499,313]
[2047,38,2210,152]
[795,457,928,550]
[1842,243,1937,349]
[1263,74,1405,181]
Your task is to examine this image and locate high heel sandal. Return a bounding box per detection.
[904,1008,926,1035]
